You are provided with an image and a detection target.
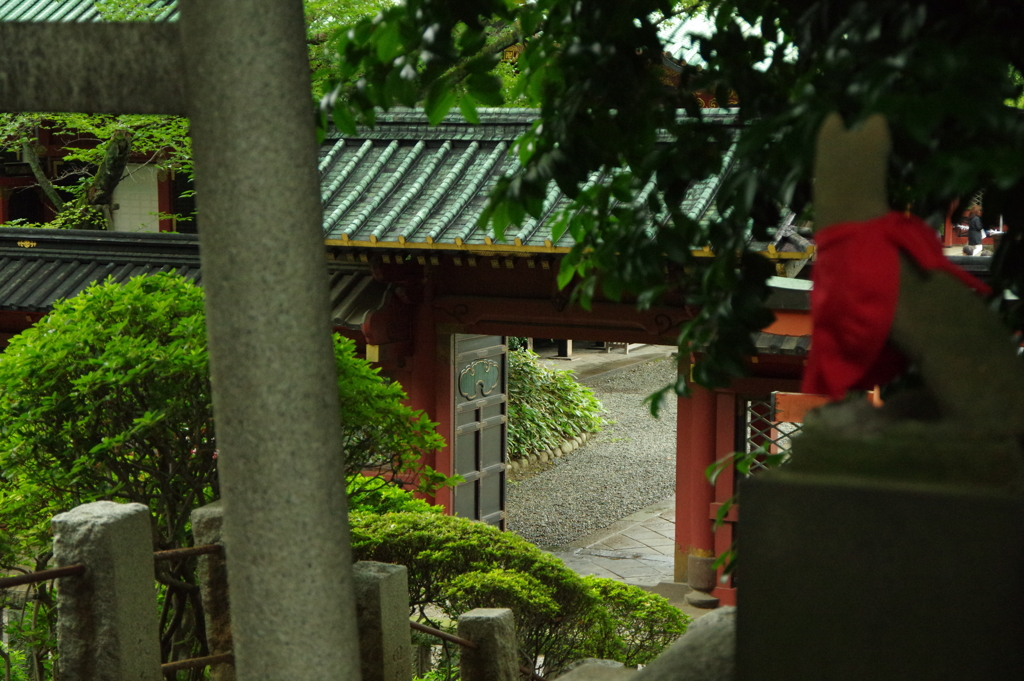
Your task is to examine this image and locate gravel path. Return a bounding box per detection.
[506,357,678,550]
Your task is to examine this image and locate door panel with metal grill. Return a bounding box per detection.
[452,334,507,528]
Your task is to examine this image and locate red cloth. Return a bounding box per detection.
[802,211,991,400]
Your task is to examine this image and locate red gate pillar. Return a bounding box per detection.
[407,279,455,512]
[674,381,717,582]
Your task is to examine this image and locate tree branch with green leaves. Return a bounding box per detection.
[323,0,1024,400]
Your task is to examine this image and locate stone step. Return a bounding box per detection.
[685,590,721,609]
[639,580,692,607]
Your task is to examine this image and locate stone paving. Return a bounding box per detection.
[546,495,713,619]
[533,342,677,387]
[547,495,676,587]
[525,343,715,617]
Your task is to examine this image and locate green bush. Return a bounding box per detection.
[0,273,214,672]
[582,576,690,666]
[0,273,214,555]
[346,479,443,515]
[506,349,605,461]
[0,273,450,676]
[333,333,451,506]
[350,511,688,676]
[440,566,609,675]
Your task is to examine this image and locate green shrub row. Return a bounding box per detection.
[351,511,688,676]
[506,349,605,461]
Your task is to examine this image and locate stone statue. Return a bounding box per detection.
[796,112,1024,491]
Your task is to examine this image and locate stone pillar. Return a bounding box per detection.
[738,472,1024,680]
[191,502,234,681]
[178,1,359,679]
[458,608,518,681]
[51,501,162,681]
[353,562,412,681]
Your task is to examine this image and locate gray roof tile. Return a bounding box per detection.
[0,228,375,326]
[0,0,177,21]
[321,108,737,252]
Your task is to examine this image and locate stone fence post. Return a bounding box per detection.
[191,501,235,681]
[188,511,414,681]
[51,501,162,681]
[458,608,518,681]
[353,561,412,681]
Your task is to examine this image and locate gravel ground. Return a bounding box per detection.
[506,357,678,550]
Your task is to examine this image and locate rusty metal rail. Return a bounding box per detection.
[1,544,222,589]
[161,652,233,672]
[3,546,544,681]
[153,543,222,561]
[410,620,546,681]
[410,619,478,649]
[0,564,86,590]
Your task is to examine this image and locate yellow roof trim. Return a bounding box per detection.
[324,238,570,254]
[323,238,815,261]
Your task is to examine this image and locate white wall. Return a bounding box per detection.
[112,163,160,232]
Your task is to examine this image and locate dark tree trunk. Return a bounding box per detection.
[21,137,65,212]
[86,129,132,208]
[69,129,133,230]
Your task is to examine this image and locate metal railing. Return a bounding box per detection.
[1,543,231,674]
[3,541,546,680]
[409,620,546,681]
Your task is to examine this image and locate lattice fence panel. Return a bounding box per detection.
[744,397,803,471]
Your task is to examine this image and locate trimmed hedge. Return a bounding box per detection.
[350,511,688,676]
[507,349,605,461]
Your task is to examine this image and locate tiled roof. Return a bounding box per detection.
[320,107,741,253]
[753,331,811,356]
[0,228,376,328]
[0,229,200,311]
[0,0,177,21]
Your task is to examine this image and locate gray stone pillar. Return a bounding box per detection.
[458,608,518,681]
[178,1,359,679]
[51,501,162,681]
[191,502,235,681]
[738,472,1024,680]
[353,562,412,681]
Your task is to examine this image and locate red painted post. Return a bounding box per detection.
[711,393,738,605]
[432,331,455,513]
[674,380,717,583]
[406,279,455,513]
[943,199,957,247]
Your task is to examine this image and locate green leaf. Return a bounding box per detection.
[713,498,733,530]
[425,79,457,126]
[375,21,402,63]
[459,94,480,125]
[557,258,577,289]
[705,454,734,486]
[467,73,504,107]
[490,200,513,242]
[332,101,358,136]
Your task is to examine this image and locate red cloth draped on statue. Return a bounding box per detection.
[802,211,991,400]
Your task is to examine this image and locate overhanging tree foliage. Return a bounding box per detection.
[324,0,1024,403]
[0,112,192,230]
